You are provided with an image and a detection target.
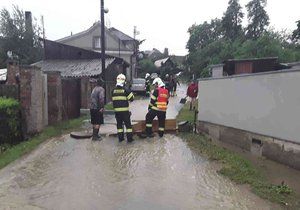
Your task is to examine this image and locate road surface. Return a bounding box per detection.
[0,85,274,209]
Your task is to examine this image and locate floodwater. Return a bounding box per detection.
[0,134,274,210]
[0,85,275,209]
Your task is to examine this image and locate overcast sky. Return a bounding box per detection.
[1,0,299,55]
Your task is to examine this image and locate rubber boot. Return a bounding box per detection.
[118,132,125,142]
[158,131,164,138]
[127,133,134,143]
[92,128,101,141]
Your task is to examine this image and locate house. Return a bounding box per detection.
[56,22,138,81]
[210,57,291,78]
[223,57,281,75]
[154,57,174,68]
[33,39,129,109]
[144,48,164,61]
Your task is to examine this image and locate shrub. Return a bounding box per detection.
[0,97,22,147]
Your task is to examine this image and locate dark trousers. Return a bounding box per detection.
[145,109,166,137]
[115,111,133,141]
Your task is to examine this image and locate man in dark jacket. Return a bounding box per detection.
[90,78,105,141]
[112,74,134,142]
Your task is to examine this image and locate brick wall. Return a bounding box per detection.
[6,60,20,85]
[46,71,62,124]
[20,66,44,134]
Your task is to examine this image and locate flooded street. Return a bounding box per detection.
[0,135,273,210]
[0,86,274,209]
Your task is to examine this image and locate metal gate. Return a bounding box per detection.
[62,78,81,120]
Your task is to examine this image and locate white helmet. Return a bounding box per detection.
[152,77,165,87]
[145,73,150,78]
[116,74,126,86]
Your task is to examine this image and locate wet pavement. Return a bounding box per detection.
[0,86,274,209]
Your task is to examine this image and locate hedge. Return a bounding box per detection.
[0,97,22,146]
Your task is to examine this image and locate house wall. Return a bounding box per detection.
[197,69,300,169]
[58,27,134,80]
[59,27,130,53]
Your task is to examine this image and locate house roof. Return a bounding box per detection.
[32,59,115,78]
[108,27,135,41]
[225,57,278,63]
[0,68,7,81]
[154,57,170,68]
[56,22,133,51]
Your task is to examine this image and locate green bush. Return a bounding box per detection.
[0,97,22,147]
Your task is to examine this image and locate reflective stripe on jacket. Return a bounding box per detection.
[150,87,169,112]
[112,86,134,112]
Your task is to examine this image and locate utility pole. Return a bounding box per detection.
[133,26,140,79]
[100,0,106,103]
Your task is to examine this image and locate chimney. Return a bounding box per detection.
[25,11,33,46]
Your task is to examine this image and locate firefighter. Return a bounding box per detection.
[143,77,169,138]
[112,74,134,142]
[145,73,151,96]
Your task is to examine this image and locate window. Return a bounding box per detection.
[93,36,101,49]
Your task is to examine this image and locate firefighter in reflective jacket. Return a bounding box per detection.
[144,77,169,137]
[112,74,134,142]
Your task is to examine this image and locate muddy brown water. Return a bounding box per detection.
[0,134,275,210]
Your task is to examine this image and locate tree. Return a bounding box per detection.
[137,58,157,77]
[186,18,222,53]
[0,5,43,68]
[292,20,300,43]
[221,0,244,40]
[246,0,269,39]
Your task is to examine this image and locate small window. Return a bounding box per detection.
[93,36,101,49]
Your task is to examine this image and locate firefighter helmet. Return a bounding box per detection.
[152,77,165,87]
[116,74,126,86]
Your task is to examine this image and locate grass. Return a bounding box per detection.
[176,100,198,122]
[177,103,300,208]
[0,115,88,170]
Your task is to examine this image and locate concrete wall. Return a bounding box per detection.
[198,69,300,144]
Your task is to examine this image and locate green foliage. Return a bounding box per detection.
[222,0,244,40]
[185,0,300,78]
[176,101,198,122]
[186,19,222,52]
[137,58,157,77]
[0,115,88,168]
[0,5,43,68]
[246,0,269,39]
[292,20,300,43]
[0,97,21,146]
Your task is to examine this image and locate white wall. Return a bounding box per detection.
[198,69,300,143]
